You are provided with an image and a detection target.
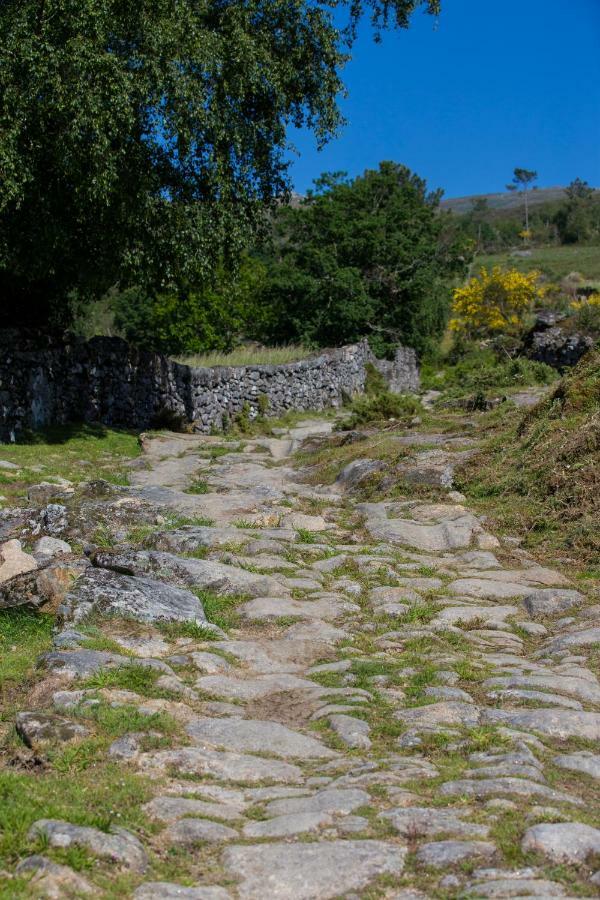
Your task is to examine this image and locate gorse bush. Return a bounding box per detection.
[450,267,543,338]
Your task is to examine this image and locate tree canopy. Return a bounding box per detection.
[252,162,469,355]
[0,0,440,329]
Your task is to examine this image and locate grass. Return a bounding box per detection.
[459,348,600,565]
[185,478,211,495]
[421,346,558,399]
[0,424,140,507]
[194,589,248,631]
[475,245,600,282]
[0,764,154,870]
[174,345,311,368]
[0,609,55,717]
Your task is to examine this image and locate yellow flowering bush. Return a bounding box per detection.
[570,293,600,335]
[570,293,600,311]
[450,266,542,338]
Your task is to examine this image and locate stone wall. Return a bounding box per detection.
[0,333,420,442]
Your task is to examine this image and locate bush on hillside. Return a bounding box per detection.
[449,267,543,339]
[421,346,557,399]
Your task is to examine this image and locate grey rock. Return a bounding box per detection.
[0,539,37,584]
[42,649,131,679]
[328,714,371,749]
[440,777,581,806]
[553,751,600,781]
[92,548,287,598]
[15,855,96,897]
[264,788,370,818]
[143,796,244,823]
[136,747,303,784]
[16,711,89,748]
[152,526,251,553]
[523,588,584,618]
[522,822,600,864]
[483,707,600,741]
[543,626,600,654]
[222,840,405,899]
[380,806,489,838]
[33,536,72,559]
[28,820,148,873]
[424,686,474,702]
[483,673,600,704]
[133,886,231,900]
[195,672,325,702]
[336,459,385,490]
[395,701,481,728]
[239,594,357,622]
[242,810,333,838]
[416,839,496,868]
[359,501,487,552]
[61,567,206,625]
[164,818,238,845]
[185,717,337,759]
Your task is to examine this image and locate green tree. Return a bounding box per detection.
[555,179,599,244]
[0,0,440,331]
[506,167,538,232]
[113,257,267,357]
[254,162,469,356]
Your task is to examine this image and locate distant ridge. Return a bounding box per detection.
[288,185,599,215]
[440,186,575,215]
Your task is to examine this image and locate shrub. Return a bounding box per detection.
[450,267,542,339]
[338,391,422,429]
[570,293,600,337]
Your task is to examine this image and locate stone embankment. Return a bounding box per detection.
[0,333,419,441]
[1,417,600,897]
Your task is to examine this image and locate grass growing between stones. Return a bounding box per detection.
[193,589,247,631]
[83,664,175,699]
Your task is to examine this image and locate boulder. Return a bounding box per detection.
[60,567,206,625]
[0,539,37,584]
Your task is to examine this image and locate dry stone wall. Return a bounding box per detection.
[0,333,419,442]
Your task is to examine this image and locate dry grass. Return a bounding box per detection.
[459,349,600,569]
[174,345,311,368]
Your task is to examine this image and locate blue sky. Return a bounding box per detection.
[287,0,600,198]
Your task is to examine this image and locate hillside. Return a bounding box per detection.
[440,186,574,215]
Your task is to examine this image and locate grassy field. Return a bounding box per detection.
[175,345,311,368]
[0,425,140,507]
[474,245,600,282]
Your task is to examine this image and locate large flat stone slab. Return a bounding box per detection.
[239,595,357,621]
[553,752,600,781]
[92,549,287,598]
[522,823,600,864]
[185,717,337,759]
[61,568,206,625]
[28,820,148,873]
[380,806,489,838]
[136,747,303,784]
[483,708,600,741]
[195,673,325,702]
[359,502,487,552]
[222,840,406,899]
